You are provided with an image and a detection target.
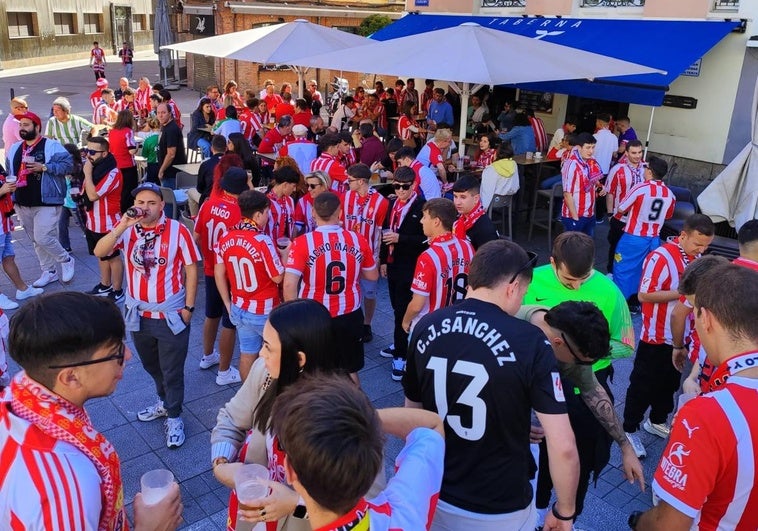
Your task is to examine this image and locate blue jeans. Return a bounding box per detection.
[561,216,595,237]
[197,137,212,159]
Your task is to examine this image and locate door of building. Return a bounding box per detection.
[111,4,134,53]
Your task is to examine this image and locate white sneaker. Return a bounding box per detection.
[380,344,396,358]
[165,417,185,448]
[137,400,168,422]
[61,257,75,283]
[625,431,647,458]
[32,270,59,288]
[216,366,242,385]
[16,285,43,300]
[199,350,220,369]
[0,294,19,310]
[643,418,671,439]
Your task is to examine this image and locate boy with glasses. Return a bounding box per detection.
[379,166,427,378]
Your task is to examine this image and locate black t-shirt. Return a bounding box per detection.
[13,138,47,207]
[403,298,565,514]
[158,120,186,179]
[467,214,499,250]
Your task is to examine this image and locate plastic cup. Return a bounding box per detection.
[525,151,534,160]
[5,175,17,184]
[140,469,174,506]
[276,237,291,250]
[234,464,269,511]
[456,158,464,170]
[534,152,543,161]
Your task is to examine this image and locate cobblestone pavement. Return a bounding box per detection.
[1,56,666,530]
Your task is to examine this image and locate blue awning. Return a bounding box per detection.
[371,14,741,106]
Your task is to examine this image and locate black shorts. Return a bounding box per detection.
[85,229,120,260]
[204,275,234,329]
[332,308,365,373]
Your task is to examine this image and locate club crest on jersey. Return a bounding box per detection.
[551,372,565,402]
[659,442,689,490]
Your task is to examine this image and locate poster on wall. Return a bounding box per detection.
[517,89,553,114]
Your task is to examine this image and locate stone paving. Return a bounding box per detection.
[0,55,668,530]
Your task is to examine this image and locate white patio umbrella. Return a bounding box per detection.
[161,19,371,96]
[698,76,758,230]
[288,22,665,142]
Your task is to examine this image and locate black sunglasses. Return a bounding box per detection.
[508,251,538,284]
[306,183,323,190]
[85,149,106,155]
[561,333,594,366]
[48,342,126,369]
[392,183,413,190]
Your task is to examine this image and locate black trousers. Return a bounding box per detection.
[607,217,625,273]
[387,265,414,360]
[536,367,614,517]
[623,341,680,432]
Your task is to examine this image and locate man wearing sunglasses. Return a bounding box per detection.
[379,166,427,381]
[404,239,579,531]
[0,292,183,530]
[520,301,644,530]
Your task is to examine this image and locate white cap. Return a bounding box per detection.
[292,124,308,137]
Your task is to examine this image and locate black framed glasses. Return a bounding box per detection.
[306,183,323,190]
[85,149,106,155]
[561,333,594,366]
[508,251,538,284]
[392,183,412,190]
[48,342,126,369]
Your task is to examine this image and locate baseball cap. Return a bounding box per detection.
[131,182,163,199]
[221,167,250,195]
[292,124,308,136]
[96,78,109,88]
[18,112,42,129]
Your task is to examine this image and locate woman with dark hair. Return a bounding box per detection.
[224,80,244,108]
[226,132,261,186]
[108,110,139,212]
[470,132,498,169]
[397,100,423,148]
[188,98,215,159]
[211,299,383,530]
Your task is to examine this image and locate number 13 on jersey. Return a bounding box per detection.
[427,356,489,441]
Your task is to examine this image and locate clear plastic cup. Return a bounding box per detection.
[276,237,291,250]
[140,469,175,506]
[456,158,464,170]
[534,152,543,161]
[234,464,270,511]
[5,175,17,184]
[525,151,534,160]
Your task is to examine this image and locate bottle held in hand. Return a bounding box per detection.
[126,206,145,218]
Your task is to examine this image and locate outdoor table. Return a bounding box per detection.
[173,162,202,176]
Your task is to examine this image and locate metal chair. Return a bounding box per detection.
[180,210,195,234]
[186,147,203,164]
[488,194,514,240]
[176,171,197,190]
[528,182,563,251]
[160,186,188,219]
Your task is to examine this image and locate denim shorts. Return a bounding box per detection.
[229,304,268,354]
[0,232,15,260]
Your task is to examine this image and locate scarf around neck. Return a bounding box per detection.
[4,372,126,531]
[453,200,485,240]
[567,147,604,192]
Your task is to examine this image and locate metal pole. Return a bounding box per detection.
[644,106,655,159]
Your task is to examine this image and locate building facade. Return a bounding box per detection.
[0,0,155,68]
[406,0,755,194]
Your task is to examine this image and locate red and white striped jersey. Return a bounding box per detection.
[250,111,270,138]
[561,158,595,218]
[410,233,474,329]
[195,193,241,276]
[215,228,284,314]
[639,241,694,344]
[266,192,295,240]
[606,162,645,220]
[89,89,102,110]
[92,101,114,126]
[619,180,675,237]
[653,374,758,531]
[117,217,201,318]
[341,189,389,259]
[417,141,444,169]
[311,153,348,194]
[285,225,376,317]
[398,115,416,141]
[238,109,256,144]
[86,168,122,233]
[0,408,104,530]
[135,87,150,114]
[294,194,317,234]
[529,116,548,152]
[166,100,183,128]
[340,147,358,169]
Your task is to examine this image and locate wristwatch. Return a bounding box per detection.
[183,305,195,313]
[41,164,48,173]
[628,510,643,529]
[293,505,309,519]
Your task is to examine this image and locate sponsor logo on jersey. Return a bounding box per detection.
[551,372,565,402]
[659,442,689,490]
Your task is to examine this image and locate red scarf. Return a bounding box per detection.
[453,200,485,240]
[566,147,604,192]
[4,372,126,530]
[313,499,370,531]
[704,350,758,393]
[387,193,417,263]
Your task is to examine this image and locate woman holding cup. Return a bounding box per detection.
[211,299,385,530]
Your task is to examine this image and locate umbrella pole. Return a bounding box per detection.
[457,82,470,145]
[644,107,655,159]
